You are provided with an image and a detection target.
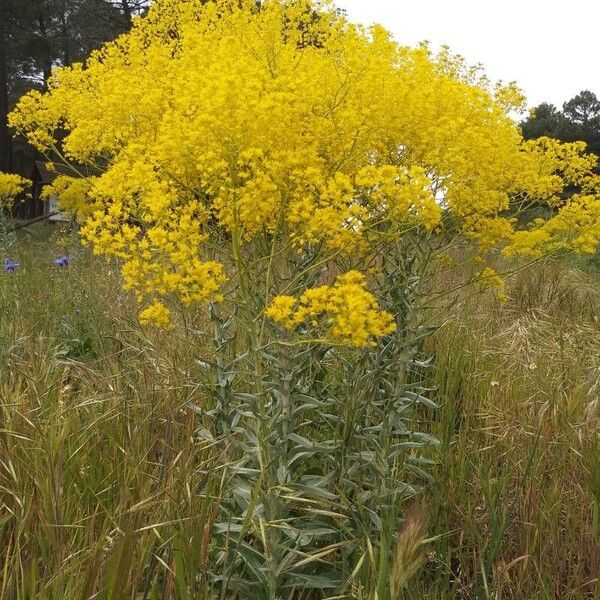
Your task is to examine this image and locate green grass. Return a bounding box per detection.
[2,226,600,598]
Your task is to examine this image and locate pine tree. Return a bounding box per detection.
[0,0,149,172]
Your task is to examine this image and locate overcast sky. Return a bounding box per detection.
[334,0,600,110]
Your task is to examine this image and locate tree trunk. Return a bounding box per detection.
[61,0,71,67]
[37,15,53,86]
[0,0,12,172]
[121,0,132,21]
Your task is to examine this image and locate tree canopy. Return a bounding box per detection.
[522,90,600,157]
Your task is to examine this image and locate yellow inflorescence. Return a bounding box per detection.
[0,173,30,210]
[9,0,600,338]
[42,175,98,218]
[266,271,396,347]
[139,300,172,329]
[478,267,508,304]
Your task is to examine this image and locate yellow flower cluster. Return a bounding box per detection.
[0,173,30,210]
[266,271,396,347]
[505,194,600,257]
[139,300,172,329]
[478,267,508,303]
[42,175,98,218]
[9,0,600,335]
[355,165,442,231]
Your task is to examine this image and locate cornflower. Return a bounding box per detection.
[4,258,20,272]
[54,256,71,267]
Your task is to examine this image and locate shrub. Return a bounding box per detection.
[9,0,600,596]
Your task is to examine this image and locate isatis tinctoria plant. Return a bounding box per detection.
[9,0,600,596]
[0,173,29,252]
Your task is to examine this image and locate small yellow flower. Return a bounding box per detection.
[265,296,297,324]
[0,172,30,210]
[139,300,172,328]
[267,271,396,347]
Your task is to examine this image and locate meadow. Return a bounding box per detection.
[2,224,600,599]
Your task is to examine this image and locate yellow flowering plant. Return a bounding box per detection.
[9,0,600,595]
[0,173,30,253]
[11,0,600,340]
[0,173,30,212]
[266,270,396,347]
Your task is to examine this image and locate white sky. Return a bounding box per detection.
[334,0,600,110]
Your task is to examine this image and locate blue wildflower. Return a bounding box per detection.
[4,258,20,272]
[54,256,71,267]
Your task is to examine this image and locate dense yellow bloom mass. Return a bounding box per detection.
[138,299,173,328]
[0,173,30,210]
[9,0,600,343]
[266,271,396,347]
[41,175,98,218]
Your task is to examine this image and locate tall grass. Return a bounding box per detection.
[1,228,600,598]
[417,261,600,599]
[0,229,220,599]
